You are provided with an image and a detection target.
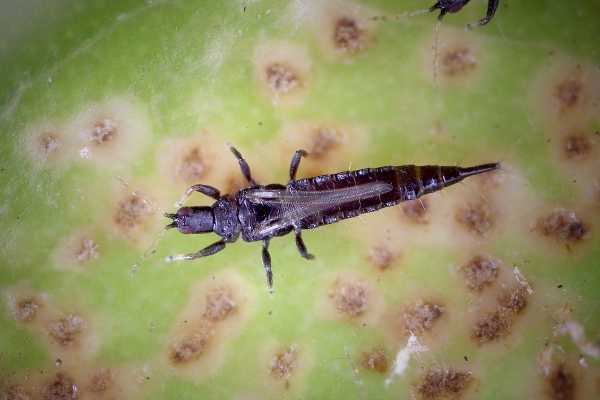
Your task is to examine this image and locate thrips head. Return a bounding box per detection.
[165,206,214,234]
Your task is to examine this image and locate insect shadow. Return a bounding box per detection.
[164,146,498,291]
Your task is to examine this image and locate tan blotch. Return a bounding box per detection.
[157,132,237,192]
[455,199,495,236]
[24,120,74,168]
[47,314,85,347]
[202,287,237,323]
[53,229,100,270]
[254,40,312,106]
[269,345,298,382]
[68,96,151,170]
[88,368,113,393]
[400,300,444,336]
[41,372,78,400]
[472,285,531,344]
[165,271,254,381]
[112,190,155,238]
[367,244,397,271]
[417,368,473,400]
[424,27,482,86]
[328,278,369,318]
[547,364,576,400]
[461,255,500,292]
[169,325,214,365]
[360,347,388,374]
[536,208,588,244]
[401,199,430,224]
[13,297,42,323]
[2,384,32,400]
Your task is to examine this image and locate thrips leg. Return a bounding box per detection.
[289,149,308,181]
[165,240,226,262]
[175,184,221,207]
[262,239,273,290]
[294,229,315,260]
[475,0,499,26]
[229,146,257,187]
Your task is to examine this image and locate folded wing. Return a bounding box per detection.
[246,182,393,236]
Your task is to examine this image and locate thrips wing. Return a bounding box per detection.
[247,182,393,236]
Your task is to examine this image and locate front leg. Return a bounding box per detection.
[289,149,308,181]
[175,183,221,208]
[229,146,257,187]
[261,239,273,290]
[294,229,314,260]
[165,239,226,262]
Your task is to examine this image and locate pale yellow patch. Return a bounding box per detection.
[162,270,255,382]
[253,40,312,107]
[422,26,484,88]
[67,96,151,171]
[316,270,384,327]
[274,119,369,179]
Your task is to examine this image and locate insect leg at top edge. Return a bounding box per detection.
[262,238,273,290]
[230,145,257,187]
[288,149,316,261]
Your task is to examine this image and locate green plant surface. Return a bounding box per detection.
[1,1,599,399]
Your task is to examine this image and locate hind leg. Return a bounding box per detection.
[261,239,273,290]
[294,229,314,260]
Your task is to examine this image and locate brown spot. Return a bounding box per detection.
[401,301,444,335]
[333,17,365,53]
[441,47,477,77]
[74,237,99,264]
[418,368,472,400]
[88,368,112,393]
[402,199,429,224]
[368,245,396,271]
[38,132,62,157]
[14,297,41,322]
[360,347,388,374]
[461,255,500,292]
[547,364,575,400]
[202,287,237,322]
[562,134,592,160]
[536,209,588,243]
[269,345,298,382]
[176,147,209,183]
[472,309,512,344]
[328,279,369,318]
[42,373,78,400]
[554,77,583,111]
[113,192,154,233]
[89,119,117,145]
[47,314,84,347]
[455,200,495,236]
[497,286,529,315]
[3,384,32,400]
[309,127,344,159]
[265,63,300,94]
[169,328,213,364]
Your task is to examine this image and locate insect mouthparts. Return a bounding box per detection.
[164,212,178,230]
